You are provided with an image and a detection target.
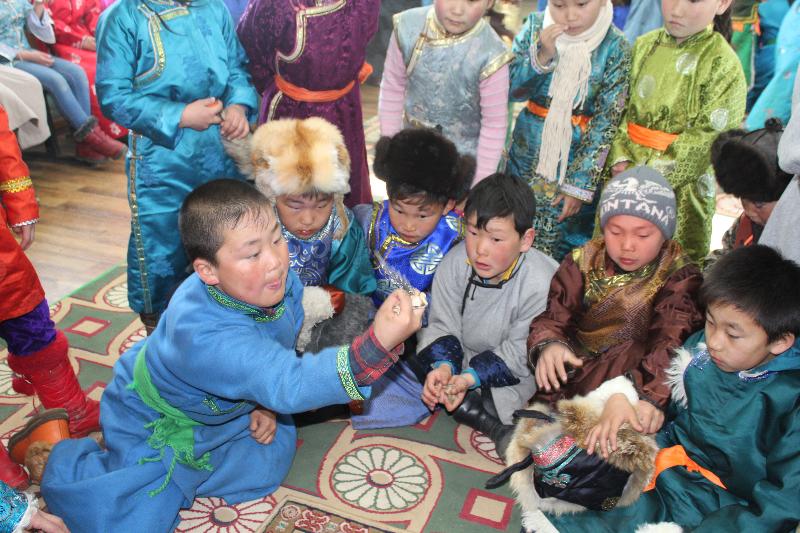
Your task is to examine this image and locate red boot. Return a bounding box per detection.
[75,119,126,160]
[0,444,29,490]
[75,142,109,164]
[7,331,101,438]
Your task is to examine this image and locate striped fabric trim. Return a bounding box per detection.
[0,176,33,194]
[336,345,365,401]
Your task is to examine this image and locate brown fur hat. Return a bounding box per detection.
[711,118,792,203]
[223,117,351,237]
[503,378,657,516]
[373,127,474,202]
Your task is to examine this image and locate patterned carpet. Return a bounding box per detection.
[0,267,523,532]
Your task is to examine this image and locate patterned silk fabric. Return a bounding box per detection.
[574,237,687,355]
[607,27,746,263]
[283,209,340,287]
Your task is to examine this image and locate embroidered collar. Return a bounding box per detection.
[206,285,285,322]
[466,254,523,286]
[281,208,337,243]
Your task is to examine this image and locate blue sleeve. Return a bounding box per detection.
[416,335,464,371]
[0,480,29,532]
[508,13,543,101]
[328,209,377,295]
[468,350,521,388]
[95,7,186,147]
[217,2,258,117]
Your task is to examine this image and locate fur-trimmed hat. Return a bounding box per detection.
[487,377,656,517]
[223,117,351,238]
[373,127,474,202]
[711,118,792,203]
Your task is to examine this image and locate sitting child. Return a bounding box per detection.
[24,179,423,531]
[528,166,703,434]
[353,127,473,308]
[225,117,376,348]
[705,118,793,268]
[415,173,558,454]
[541,245,800,531]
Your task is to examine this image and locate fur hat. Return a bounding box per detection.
[223,117,351,238]
[599,166,677,239]
[711,118,793,203]
[488,377,657,517]
[373,127,474,202]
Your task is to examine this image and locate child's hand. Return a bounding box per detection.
[372,290,425,350]
[220,103,249,140]
[422,364,452,410]
[249,407,277,445]
[17,49,54,66]
[179,97,223,131]
[28,509,70,533]
[636,400,664,434]
[552,194,583,222]
[12,223,36,250]
[535,342,583,392]
[611,161,630,177]
[536,24,565,66]
[442,373,473,412]
[585,393,643,459]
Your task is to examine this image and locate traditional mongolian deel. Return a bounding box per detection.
[392,6,512,160]
[95,0,258,315]
[606,27,746,263]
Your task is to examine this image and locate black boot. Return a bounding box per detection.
[452,391,514,460]
[139,312,160,336]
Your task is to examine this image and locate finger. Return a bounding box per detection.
[629,411,644,433]
[610,426,618,453]
[535,364,544,390]
[544,361,559,391]
[550,194,563,207]
[563,352,583,368]
[555,357,569,383]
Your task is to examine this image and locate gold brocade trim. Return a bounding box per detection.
[583,262,657,304]
[0,176,33,194]
[277,0,346,67]
[128,134,154,313]
[480,50,513,81]
[732,3,759,24]
[266,92,284,121]
[135,5,189,88]
[406,9,488,77]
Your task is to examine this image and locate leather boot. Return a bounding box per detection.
[74,117,126,160]
[0,443,29,490]
[452,390,514,460]
[7,331,101,438]
[8,408,70,464]
[75,141,109,164]
[139,312,160,336]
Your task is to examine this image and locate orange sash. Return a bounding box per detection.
[626,122,679,152]
[526,100,591,133]
[275,63,373,104]
[644,445,727,492]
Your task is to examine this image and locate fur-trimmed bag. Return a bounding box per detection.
[486,377,656,531]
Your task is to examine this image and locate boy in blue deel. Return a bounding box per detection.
[32,180,424,532]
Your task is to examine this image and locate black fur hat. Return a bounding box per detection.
[712,118,793,203]
[373,127,474,202]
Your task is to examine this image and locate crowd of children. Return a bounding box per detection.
[1,0,799,531]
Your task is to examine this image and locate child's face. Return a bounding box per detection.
[741,199,777,227]
[548,0,605,36]
[465,214,534,283]
[195,209,289,308]
[704,302,794,372]
[661,0,733,44]
[275,193,334,239]
[603,215,666,272]
[434,0,494,35]
[388,197,455,244]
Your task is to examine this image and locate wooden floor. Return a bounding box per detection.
[22,85,381,300]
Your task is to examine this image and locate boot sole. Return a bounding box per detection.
[8,408,70,464]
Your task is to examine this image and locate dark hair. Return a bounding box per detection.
[464,173,536,236]
[714,1,733,42]
[386,181,451,208]
[701,245,800,341]
[179,179,273,264]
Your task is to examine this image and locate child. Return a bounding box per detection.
[528,166,703,432]
[0,106,100,446]
[30,179,423,532]
[605,0,747,264]
[378,0,511,182]
[706,118,793,268]
[95,0,258,332]
[236,0,380,206]
[354,127,473,308]
[505,0,631,261]
[542,245,800,531]
[415,173,559,453]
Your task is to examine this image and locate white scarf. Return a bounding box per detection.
[535,0,613,185]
